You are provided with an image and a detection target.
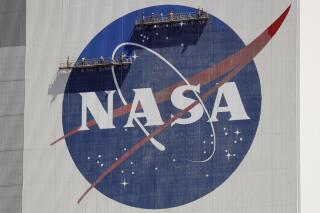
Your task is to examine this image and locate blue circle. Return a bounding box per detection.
[62,5,261,209]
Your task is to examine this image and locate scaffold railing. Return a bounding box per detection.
[58,56,132,73]
[135,10,209,28]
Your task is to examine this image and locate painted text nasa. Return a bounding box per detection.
[79,82,250,131]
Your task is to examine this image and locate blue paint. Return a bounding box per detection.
[62,5,261,209]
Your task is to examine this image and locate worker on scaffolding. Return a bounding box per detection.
[99,56,104,64]
[141,15,145,25]
[169,11,174,21]
[81,57,86,65]
[120,53,126,63]
[197,8,201,18]
[66,56,70,68]
[151,13,155,22]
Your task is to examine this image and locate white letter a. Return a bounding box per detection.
[209,82,250,122]
[125,88,164,128]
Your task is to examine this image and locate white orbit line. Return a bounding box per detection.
[111,45,166,152]
[111,42,216,163]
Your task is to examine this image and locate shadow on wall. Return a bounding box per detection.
[129,20,207,53]
[48,66,130,102]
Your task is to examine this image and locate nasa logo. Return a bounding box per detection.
[52,4,290,209]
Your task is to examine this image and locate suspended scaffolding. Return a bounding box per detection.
[58,55,132,73]
[135,9,209,29]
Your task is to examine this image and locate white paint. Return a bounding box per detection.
[209,82,250,122]
[171,84,204,125]
[124,88,164,127]
[79,91,116,130]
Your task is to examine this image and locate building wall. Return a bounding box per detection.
[0,0,300,212]
[23,1,298,213]
[0,0,25,212]
[0,0,299,212]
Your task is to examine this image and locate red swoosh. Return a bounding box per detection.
[76,5,291,203]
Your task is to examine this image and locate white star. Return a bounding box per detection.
[100,163,104,167]
[98,155,101,158]
[173,159,176,162]
[206,174,209,177]
[130,161,134,165]
[124,148,127,151]
[121,170,124,174]
[131,171,135,175]
[166,37,169,40]
[234,129,241,136]
[240,137,243,141]
[224,132,228,136]
[87,157,91,160]
[226,153,232,160]
[131,52,138,61]
[120,179,129,188]
[180,22,185,27]
[181,43,184,47]
[155,167,158,171]
[203,140,206,144]
[225,150,236,160]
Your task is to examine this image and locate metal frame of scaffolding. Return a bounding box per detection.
[58,56,132,73]
[135,10,209,28]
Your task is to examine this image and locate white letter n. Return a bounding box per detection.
[79,91,116,130]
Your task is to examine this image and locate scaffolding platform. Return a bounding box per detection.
[135,10,209,29]
[58,57,132,73]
